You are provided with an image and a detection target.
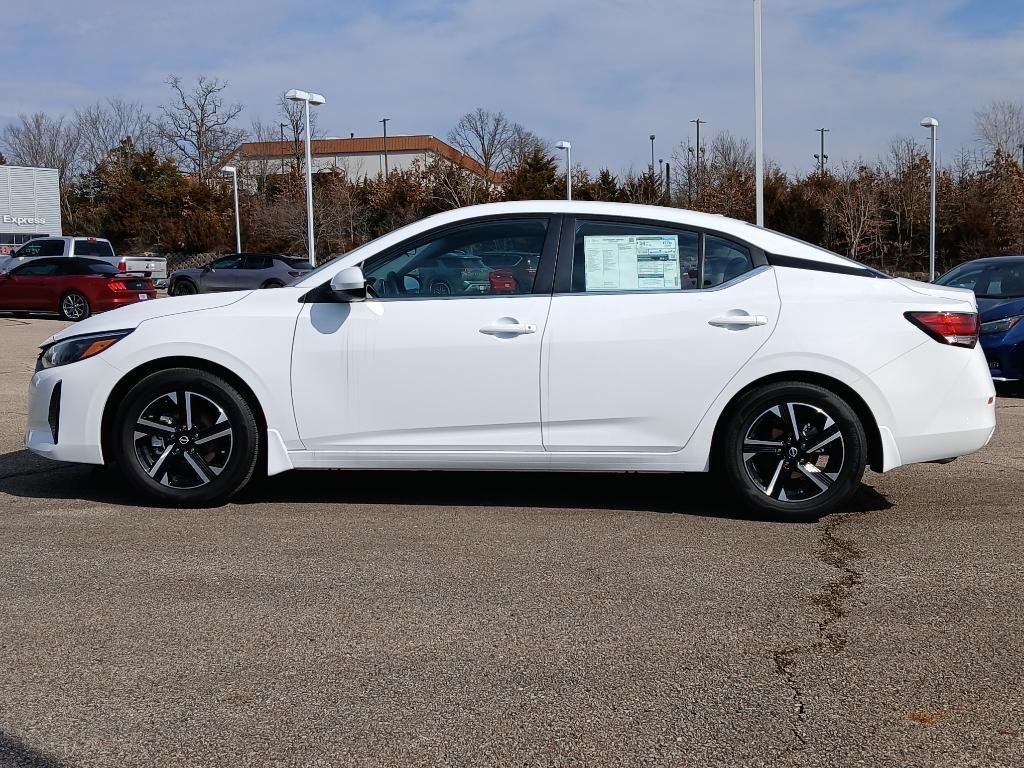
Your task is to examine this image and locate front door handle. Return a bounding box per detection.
[708,314,768,328]
[480,319,537,336]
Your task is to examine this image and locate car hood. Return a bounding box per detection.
[977,295,1024,320]
[45,291,252,345]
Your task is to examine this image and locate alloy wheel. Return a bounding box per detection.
[62,293,87,320]
[741,401,845,503]
[132,390,234,489]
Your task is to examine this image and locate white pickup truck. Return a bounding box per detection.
[0,236,168,288]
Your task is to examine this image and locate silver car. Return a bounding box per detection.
[168,253,313,295]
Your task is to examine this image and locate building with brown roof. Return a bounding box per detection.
[237,134,500,183]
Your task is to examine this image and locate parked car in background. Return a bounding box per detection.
[478,251,539,294]
[0,257,156,320]
[414,252,492,295]
[27,201,995,517]
[0,237,168,288]
[168,253,313,295]
[936,255,1024,384]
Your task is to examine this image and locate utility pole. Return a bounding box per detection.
[815,128,830,174]
[649,134,656,173]
[379,118,391,175]
[664,162,671,205]
[690,118,706,200]
[1018,143,1024,167]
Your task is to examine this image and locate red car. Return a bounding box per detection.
[0,256,156,321]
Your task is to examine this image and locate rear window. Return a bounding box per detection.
[67,258,119,276]
[282,258,313,270]
[73,240,115,258]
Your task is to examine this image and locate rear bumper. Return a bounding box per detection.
[94,293,158,312]
[869,342,997,469]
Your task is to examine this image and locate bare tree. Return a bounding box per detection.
[825,163,885,260]
[75,98,157,169]
[277,93,322,176]
[1,112,82,221]
[975,99,1024,158]
[448,108,512,179]
[157,75,246,182]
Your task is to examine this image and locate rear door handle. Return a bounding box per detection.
[708,314,768,328]
[480,321,537,336]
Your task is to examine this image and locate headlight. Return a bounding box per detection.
[37,330,133,371]
[980,315,1022,335]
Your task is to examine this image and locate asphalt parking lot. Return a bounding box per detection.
[1,316,1022,768]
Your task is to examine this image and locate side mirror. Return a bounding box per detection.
[330,265,367,301]
[202,264,212,272]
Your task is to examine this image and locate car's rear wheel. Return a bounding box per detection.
[717,382,866,519]
[59,291,90,321]
[171,280,198,296]
[113,368,259,506]
[261,280,284,289]
[429,281,452,296]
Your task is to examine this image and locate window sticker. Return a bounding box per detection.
[583,234,681,291]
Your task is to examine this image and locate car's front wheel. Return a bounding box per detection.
[171,280,198,296]
[717,381,867,519]
[113,368,260,506]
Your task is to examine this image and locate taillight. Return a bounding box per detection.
[108,280,127,291]
[905,311,979,348]
[288,271,302,277]
[117,259,127,272]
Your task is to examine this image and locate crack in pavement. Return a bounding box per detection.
[772,508,868,759]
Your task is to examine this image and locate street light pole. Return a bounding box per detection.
[921,117,939,281]
[223,165,241,253]
[286,88,325,267]
[649,134,656,173]
[753,0,765,226]
[379,118,390,176]
[556,141,572,200]
[279,122,288,175]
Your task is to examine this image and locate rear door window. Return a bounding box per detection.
[703,236,754,288]
[571,221,699,292]
[16,239,64,258]
[242,255,272,270]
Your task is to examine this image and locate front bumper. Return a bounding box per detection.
[25,356,123,465]
[981,334,1024,382]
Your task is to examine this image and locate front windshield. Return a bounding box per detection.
[936,261,1024,298]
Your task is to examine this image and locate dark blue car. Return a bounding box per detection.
[936,255,1024,383]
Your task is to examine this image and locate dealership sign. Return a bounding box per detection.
[3,214,47,226]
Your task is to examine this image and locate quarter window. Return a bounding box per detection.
[703,236,754,288]
[363,219,548,298]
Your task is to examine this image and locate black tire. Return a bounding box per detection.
[716,381,866,519]
[261,280,284,289]
[59,291,91,321]
[429,281,452,296]
[171,280,198,296]
[112,368,260,506]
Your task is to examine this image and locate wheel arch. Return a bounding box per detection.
[100,356,268,465]
[709,370,885,473]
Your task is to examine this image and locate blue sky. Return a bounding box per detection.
[3,0,1023,174]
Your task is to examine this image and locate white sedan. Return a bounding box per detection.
[25,202,996,517]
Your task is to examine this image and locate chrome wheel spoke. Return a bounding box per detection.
[806,427,841,455]
[135,418,175,437]
[765,459,786,498]
[147,444,175,481]
[183,450,213,484]
[796,461,836,493]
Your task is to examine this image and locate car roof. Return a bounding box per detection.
[952,254,1024,267]
[380,201,857,267]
